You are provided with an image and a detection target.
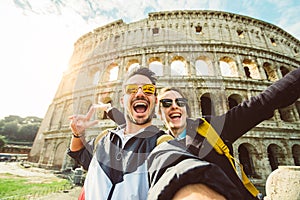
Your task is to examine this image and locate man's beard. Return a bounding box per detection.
[126,106,155,125]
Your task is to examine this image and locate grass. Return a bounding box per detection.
[0,173,72,199]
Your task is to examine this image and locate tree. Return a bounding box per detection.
[3,115,23,123]
[0,135,6,149]
[18,124,39,141]
[0,115,42,142]
[3,121,19,140]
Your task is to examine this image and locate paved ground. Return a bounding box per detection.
[0,162,82,200]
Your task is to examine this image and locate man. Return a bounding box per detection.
[68,67,165,199]
[68,67,242,200]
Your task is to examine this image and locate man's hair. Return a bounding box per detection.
[124,66,157,85]
[158,87,191,117]
[123,66,158,95]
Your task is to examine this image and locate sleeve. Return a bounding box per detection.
[106,107,126,125]
[147,141,244,200]
[67,139,95,170]
[211,67,300,143]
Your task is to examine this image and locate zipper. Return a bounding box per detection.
[107,184,116,200]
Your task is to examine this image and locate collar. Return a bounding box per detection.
[177,129,187,139]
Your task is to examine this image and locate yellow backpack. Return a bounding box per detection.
[197,118,260,197]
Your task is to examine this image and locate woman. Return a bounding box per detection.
[151,66,300,200]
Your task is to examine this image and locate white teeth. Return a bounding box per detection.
[134,102,146,107]
[170,113,181,118]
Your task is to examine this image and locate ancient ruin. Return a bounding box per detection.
[29,10,300,191]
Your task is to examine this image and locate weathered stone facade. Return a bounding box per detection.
[29,10,300,190]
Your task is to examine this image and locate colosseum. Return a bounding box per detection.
[29,10,300,192]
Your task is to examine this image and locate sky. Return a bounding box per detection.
[0,0,300,120]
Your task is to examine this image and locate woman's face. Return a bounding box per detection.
[158,90,188,136]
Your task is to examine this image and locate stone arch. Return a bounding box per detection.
[219,56,238,77]
[80,100,93,115]
[228,93,243,109]
[280,66,290,77]
[101,63,119,82]
[170,55,187,76]
[42,142,54,164]
[267,144,285,171]
[238,143,260,178]
[98,96,113,119]
[242,58,261,79]
[195,56,213,76]
[90,66,101,85]
[148,57,163,76]
[200,93,215,116]
[53,142,68,170]
[263,62,277,81]
[126,59,140,72]
[62,101,73,126]
[292,144,300,166]
[278,105,295,122]
[295,101,300,118]
[50,103,63,129]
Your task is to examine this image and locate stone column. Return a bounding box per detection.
[164,52,170,76]
[256,58,267,80]
[213,92,228,116]
[192,85,200,117]
[47,140,57,168]
[141,52,146,67]
[37,140,47,167]
[265,166,300,200]
[235,54,245,78]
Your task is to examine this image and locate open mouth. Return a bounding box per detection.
[133,102,148,113]
[169,113,182,120]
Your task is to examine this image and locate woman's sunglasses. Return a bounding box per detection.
[160,98,188,108]
[125,84,156,95]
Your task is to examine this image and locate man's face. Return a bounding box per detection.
[122,74,157,125]
[159,91,187,135]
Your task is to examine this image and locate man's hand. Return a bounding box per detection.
[69,105,99,137]
[94,101,112,112]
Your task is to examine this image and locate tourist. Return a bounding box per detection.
[147,67,300,199]
[67,67,239,199]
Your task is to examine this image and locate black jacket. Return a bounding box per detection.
[147,67,300,199]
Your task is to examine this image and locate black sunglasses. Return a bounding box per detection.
[160,98,188,108]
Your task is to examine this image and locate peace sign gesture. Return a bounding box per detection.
[69,105,99,137]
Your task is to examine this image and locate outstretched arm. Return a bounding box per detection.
[215,67,300,143]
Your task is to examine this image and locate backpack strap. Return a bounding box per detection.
[156,134,174,146]
[197,118,260,197]
[93,129,109,155]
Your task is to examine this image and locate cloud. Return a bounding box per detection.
[208,0,225,10]
[283,21,300,39]
[268,1,300,39]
